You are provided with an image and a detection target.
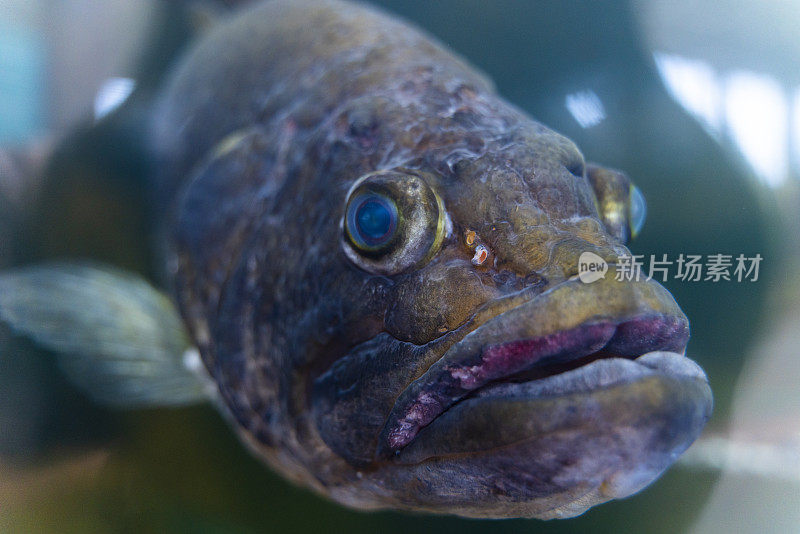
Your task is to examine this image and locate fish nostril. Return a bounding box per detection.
[566,159,586,178]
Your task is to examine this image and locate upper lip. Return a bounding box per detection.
[376,296,690,457]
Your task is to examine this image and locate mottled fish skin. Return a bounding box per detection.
[150,0,711,519]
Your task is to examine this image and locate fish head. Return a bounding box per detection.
[309,121,711,518]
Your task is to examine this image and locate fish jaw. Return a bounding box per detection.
[378,352,711,519]
[363,271,712,517]
[378,269,697,453]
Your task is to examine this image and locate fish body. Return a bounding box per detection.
[1,0,711,520]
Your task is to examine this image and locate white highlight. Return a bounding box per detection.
[565,90,606,128]
[182,347,219,400]
[654,52,721,135]
[724,71,788,188]
[182,347,203,374]
[655,51,791,188]
[93,77,135,120]
[681,435,800,483]
[792,87,800,174]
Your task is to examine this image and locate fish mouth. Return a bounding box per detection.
[377,274,712,469]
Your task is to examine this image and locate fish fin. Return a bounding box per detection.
[0,262,214,408]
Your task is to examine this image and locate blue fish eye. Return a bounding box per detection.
[346,193,398,250]
[629,185,647,239]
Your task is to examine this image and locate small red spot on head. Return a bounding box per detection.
[472,244,489,265]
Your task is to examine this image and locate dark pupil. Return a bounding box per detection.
[356,199,393,242]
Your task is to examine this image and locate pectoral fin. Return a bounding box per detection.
[0,263,212,408]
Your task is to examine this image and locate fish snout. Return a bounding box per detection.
[512,228,629,287]
[372,266,709,517]
[378,265,692,455]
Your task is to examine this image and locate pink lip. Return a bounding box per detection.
[378,313,689,456]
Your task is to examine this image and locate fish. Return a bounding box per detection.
[0,0,712,520]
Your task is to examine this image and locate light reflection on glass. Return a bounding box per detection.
[654,52,721,137]
[655,51,793,188]
[724,71,788,188]
[93,77,136,121]
[565,89,606,129]
[792,87,800,174]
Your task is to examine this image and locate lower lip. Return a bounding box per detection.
[381,314,690,454]
[391,350,711,465]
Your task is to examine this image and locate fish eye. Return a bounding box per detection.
[342,169,446,275]
[629,184,647,239]
[346,193,399,252]
[587,164,646,244]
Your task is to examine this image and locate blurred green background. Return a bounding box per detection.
[1,1,798,532]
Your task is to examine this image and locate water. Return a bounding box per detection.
[0,1,797,532]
